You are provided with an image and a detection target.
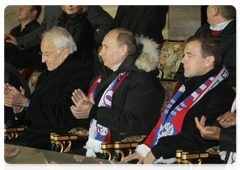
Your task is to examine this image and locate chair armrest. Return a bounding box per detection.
[4,125,27,140]
[176,149,220,164]
[101,135,146,161]
[114,141,139,161]
[101,142,115,160]
[50,128,89,153]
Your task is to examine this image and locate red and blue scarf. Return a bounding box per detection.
[135,66,229,163]
[83,71,130,157]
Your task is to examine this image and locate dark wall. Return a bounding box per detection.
[200,0,208,25]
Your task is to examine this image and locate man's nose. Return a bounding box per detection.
[41,55,48,63]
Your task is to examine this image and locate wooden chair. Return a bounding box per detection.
[157,40,186,79]
[0,37,10,58]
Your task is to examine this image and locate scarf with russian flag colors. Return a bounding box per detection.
[135,66,228,163]
[83,71,130,157]
[225,92,240,170]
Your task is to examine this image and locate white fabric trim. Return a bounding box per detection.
[135,144,151,158]
[84,147,97,158]
[219,151,227,161]
[83,138,103,157]
[154,157,176,164]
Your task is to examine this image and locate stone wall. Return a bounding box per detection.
[168,6,201,40]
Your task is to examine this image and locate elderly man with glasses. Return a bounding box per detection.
[4,26,94,151]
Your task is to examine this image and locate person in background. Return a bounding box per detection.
[5,5,45,70]
[87,6,113,48]
[57,5,95,67]
[111,6,168,44]
[175,5,236,84]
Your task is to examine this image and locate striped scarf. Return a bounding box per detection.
[83,71,130,157]
[135,66,229,163]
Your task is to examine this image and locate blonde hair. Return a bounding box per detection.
[61,0,89,13]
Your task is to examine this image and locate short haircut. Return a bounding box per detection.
[186,34,223,68]
[111,28,136,55]
[214,5,236,20]
[42,26,77,54]
[61,0,89,13]
[31,6,42,20]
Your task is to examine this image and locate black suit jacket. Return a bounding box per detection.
[4,61,30,126]
[12,52,94,135]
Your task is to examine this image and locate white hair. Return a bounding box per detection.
[42,26,77,54]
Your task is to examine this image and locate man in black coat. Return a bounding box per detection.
[4,26,94,150]
[111,6,168,44]
[122,34,235,164]
[175,5,236,84]
[5,5,45,70]
[69,28,165,158]
[0,59,30,126]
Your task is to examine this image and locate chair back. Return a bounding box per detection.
[159,79,182,114]
[157,40,186,79]
[27,70,43,94]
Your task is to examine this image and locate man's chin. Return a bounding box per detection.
[183,73,189,78]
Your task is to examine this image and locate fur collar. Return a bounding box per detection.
[135,36,159,72]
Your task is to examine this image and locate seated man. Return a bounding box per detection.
[4,26,94,150]
[69,28,165,158]
[121,34,235,164]
[5,5,45,70]
[175,5,236,84]
[0,59,30,126]
[195,97,236,164]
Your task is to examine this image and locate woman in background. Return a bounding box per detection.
[58,5,95,67]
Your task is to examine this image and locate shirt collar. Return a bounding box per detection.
[110,63,122,72]
[210,19,233,31]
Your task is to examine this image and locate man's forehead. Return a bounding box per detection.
[186,41,201,49]
[41,37,56,50]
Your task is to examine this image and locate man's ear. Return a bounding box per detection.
[62,47,69,59]
[121,44,128,56]
[206,55,215,67]
[31,10,38,19]
[212,6,219,16]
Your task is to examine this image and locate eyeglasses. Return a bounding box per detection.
[39,48,62,58]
